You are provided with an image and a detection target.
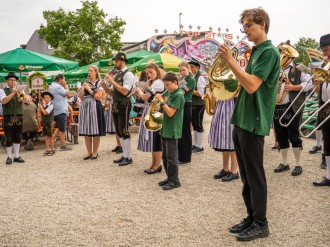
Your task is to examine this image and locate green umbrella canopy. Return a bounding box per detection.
[99,49,155,68]
[64,61,100,82]
[0,48,79,72]
[129,53,185,73]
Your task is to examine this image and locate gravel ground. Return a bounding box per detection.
[0,115,329,247]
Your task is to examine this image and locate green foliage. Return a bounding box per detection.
[293,37,319,66]
[39,1,126,66]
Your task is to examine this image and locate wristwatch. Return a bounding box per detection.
[160,102,166,107]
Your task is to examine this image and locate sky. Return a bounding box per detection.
[0,0,329,54]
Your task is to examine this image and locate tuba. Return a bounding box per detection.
[203,36,247,110]
[276,43,299,104]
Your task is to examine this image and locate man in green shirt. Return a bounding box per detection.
[155,72,184,190]
[218,7,280,241]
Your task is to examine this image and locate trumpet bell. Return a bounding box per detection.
[151,112,163,124]
[144,118,162,132]
[279,44,299,66]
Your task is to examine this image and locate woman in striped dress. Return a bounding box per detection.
[209,98,239,182]
[78,65,106,160]
[134,63,164,174]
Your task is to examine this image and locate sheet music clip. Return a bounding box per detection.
[296,64,311,74]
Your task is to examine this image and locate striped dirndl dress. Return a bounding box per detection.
[137,103,161,152]
[106,97,116,133]
[208,99,235,151]
[78,95,106,136]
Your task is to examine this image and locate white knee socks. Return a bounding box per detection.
[6,146,12,158]
[13,143,20,158]
[280,148,289,165]
[196,132,204,148]
[292,147,301,166]
[123,138,131,159]
[315,130,323,147]
[326,156,330,179]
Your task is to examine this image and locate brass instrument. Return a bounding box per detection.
[279,59,328,128]
[276,44,299,105]
[298,61,330,137]
[202,80,216,115]
[144,80,187,131]
[205,36,247,103]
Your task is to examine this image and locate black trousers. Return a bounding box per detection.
[191,105,205,132]
[3,115,23,147]
[178,103,192,163]
[320,105,330,156]
[112,102,131,139]
[273,104,302,149]
[233,126,267,223]
[162,137,179,183]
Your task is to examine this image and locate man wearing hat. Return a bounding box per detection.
[273,41,312,176]
[313,33,330,186]
[0,72,26,164]
[188,59,206,153]
[103,52,135,166]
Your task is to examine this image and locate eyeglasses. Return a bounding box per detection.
[240,23,254,33]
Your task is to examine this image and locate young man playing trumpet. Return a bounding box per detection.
[313,33,330,186]
[273,42,312,176]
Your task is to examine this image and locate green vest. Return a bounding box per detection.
[287,63,305,113]
[41,104,54,125]
[192,71,205,105]
[2,88,23,116]
[113,70,131,103]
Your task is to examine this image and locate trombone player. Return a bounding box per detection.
[273,41,312,176]
[313,33,330,186]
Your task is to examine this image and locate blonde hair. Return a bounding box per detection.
[89,65,101,81]
[146,63,163,86]
[178,61,192,75]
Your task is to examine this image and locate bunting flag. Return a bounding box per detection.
[306,48,324,63]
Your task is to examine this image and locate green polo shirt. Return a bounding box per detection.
[231,40,280,136]
[183,74,196,103]
[160,88,184,139]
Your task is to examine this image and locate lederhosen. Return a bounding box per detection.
[273,64,303,149]
[191,71,205,133]
[318,82,330,156]
[112,70,132,139]
[2,88,23,147]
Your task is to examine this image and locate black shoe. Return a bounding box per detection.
[6,157,12,165]
[192,145,196,150]
[274,163,290,173]
[320,154,326,169]
[114,156,125,163]
[146,166,162,174]
[158,179,169,186]
[116,146,123,154]
[83,154,92,160]
[118,158,133,166]
[313,177,330,186]
[222,172,240,182]
[309,145,322,154]
[179,161,191,165]
[111,146,120,152]
[236,221,269,241]
[229,217,253,233]
[91,154,98,160]
[192,147,204,154]
[162,181,181,190]
[214,169,229,179]
[13,156,25,163]
[291,165,302,176]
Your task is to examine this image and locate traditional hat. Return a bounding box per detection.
[4,71,19,80]
[113,52,128,62]
[188,59,200,67]
[319,34,330,48]
[41,91,54,100]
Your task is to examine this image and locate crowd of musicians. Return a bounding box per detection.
[0,7,329,242]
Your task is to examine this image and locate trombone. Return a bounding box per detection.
[279,60,329,127]
[298,61,330,137]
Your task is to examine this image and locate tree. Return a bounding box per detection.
[293,37,319,66]
[39,1,126,65]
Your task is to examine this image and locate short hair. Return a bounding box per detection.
[162,72,178,84]
[239,7,270,34]
[54,74,64,82]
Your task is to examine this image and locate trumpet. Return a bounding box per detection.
[279,60,328,127]
[100,68,118,87]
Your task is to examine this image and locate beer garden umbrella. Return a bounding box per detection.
[129,53,185,73]
[63,61,99,84]
[0,48,79,77]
